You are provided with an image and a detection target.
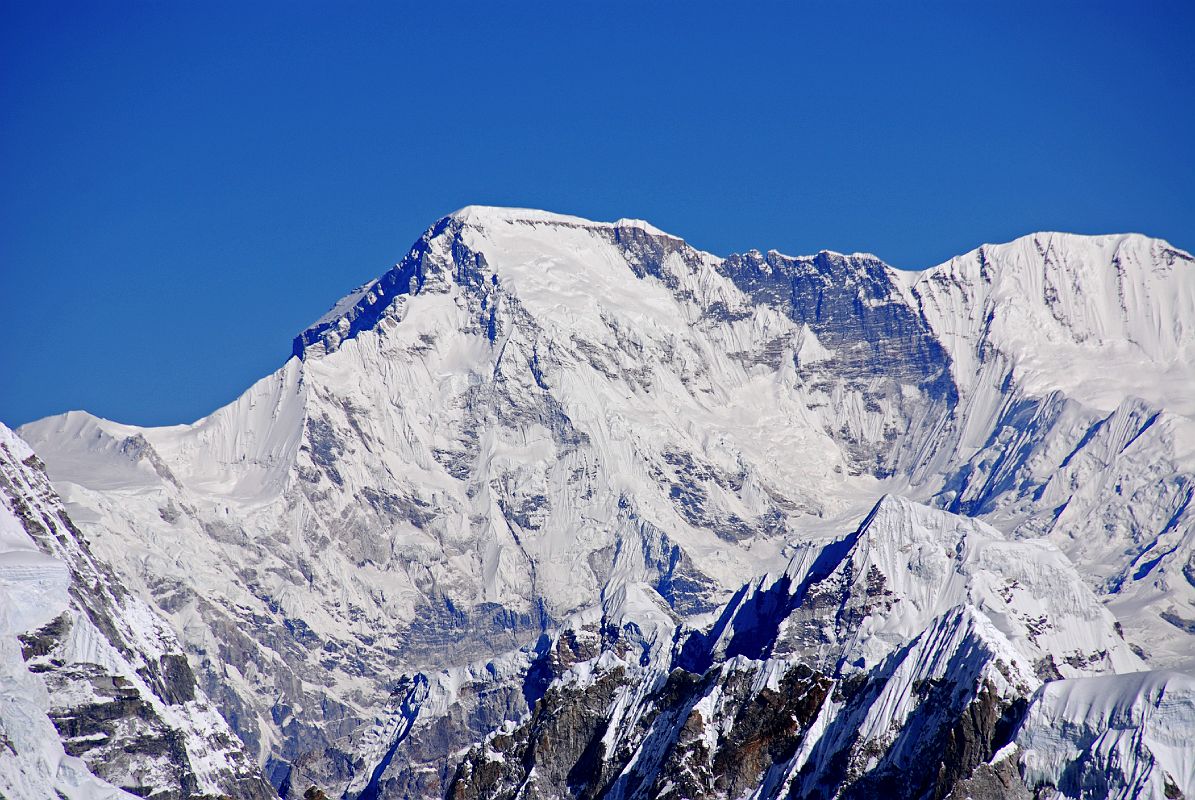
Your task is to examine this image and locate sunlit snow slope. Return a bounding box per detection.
[0,423,274,800]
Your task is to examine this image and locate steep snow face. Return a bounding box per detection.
[0,428,127,800]
[931,389,1195,667]
[909,232,1195,415]
[717,247,956,478]
[0,424,274,800]
[1016,670,1195,800]
[16,209,1195,788]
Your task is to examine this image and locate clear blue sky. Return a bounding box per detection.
[2,1,1192,427]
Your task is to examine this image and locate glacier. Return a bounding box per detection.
[8,206,1194,798]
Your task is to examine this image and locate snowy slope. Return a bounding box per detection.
[0,423,275,799]
[1016,670,1195,800]
[16,208,1195,795]
[908,232,1195,415]
[0,440,131,800]
[905,233,1195,667]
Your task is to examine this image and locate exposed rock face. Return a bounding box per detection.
[13,208,1195,797]
[719,248,957,478]
[0,424,275,799]
[945,757,1033,800]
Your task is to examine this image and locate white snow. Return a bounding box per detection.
[1017,670,1195,799]
[0,424,136,800]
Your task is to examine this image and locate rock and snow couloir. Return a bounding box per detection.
[12,206,1195,798]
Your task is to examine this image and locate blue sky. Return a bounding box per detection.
[2,1,1193,427]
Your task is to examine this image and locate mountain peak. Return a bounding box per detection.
[448,205,591,227]
[292,206,699,358]
[931,230,1192,272]
[446,205,679,239]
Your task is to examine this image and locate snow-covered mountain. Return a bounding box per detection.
[14,207,1195,798]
